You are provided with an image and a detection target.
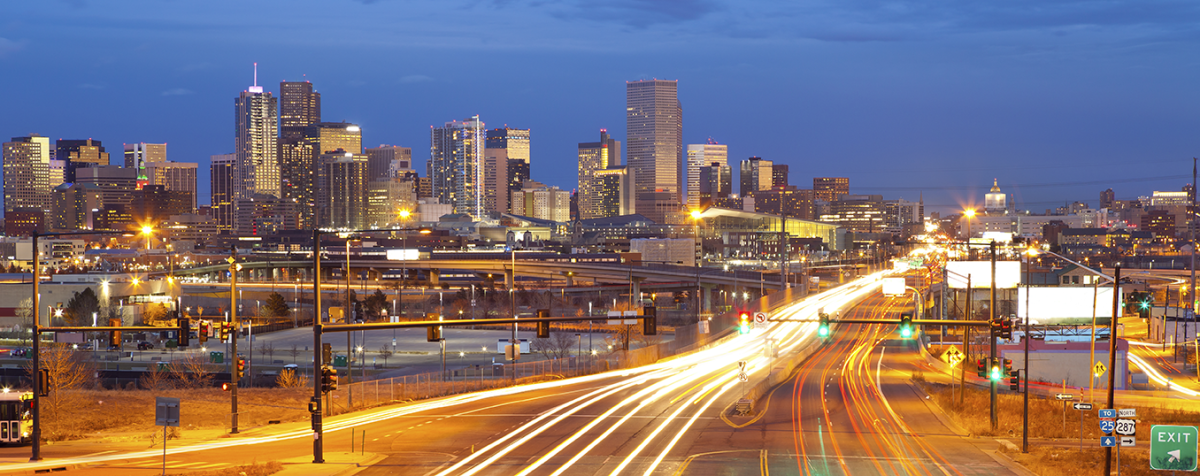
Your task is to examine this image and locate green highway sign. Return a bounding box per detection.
[1150,425,1198,471]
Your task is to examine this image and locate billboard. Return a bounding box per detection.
[1017,286,1122,324]
[882,277,907,296]
[946,261,1021,289]
[386,249,419,261]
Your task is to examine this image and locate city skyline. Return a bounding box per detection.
[1,1,1198,214]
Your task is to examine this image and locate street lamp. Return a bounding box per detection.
[141,225,154,251]
[962,209,976,242]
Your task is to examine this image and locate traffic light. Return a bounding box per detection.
[999,317,1012,340]
[738,313,751,335]
[221,382,231,391]
[643,306,657,336]
[235,357,246,381]
[818,313,831,339]
[427,325,442,342]
[1003,358,1013,377]
[899,313,913,338]
[1138,294,1152,319]
[320,366,338,393]
[199,321,209,343]
[990,361,1002,381]
[322,343,333,365]
[536,309,551,338]
[178,316,190,347]
[219,322,231,341]
[36,368,49,397]
[989,316,1001,338]
[1009,369,1020,391]
[108,318,122,348]
[976,358,987,377]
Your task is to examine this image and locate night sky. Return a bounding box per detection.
[2,0,1198,215]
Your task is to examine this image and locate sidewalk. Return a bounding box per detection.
[275,452,384,476]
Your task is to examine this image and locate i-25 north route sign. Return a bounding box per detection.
[1150,425,1197,471]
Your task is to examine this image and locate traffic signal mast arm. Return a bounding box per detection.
[320,315,652,333]
[769,318,998,327]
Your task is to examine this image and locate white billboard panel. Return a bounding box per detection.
[1018,286,1121,324]
[946,261,1021,289]
[882,277,907,296]
[386,249,419,261]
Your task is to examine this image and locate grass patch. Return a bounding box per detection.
[183,461,283,476]
[1000,445,1157,476]
[44,388,311,442]
[918,381,1200,439]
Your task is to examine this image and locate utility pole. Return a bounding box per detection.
[229,247,239,434]
[312,230,324,463]
[961,274,971,407]
[780,213,788,290]
[30,231,41,461]
[990,241,998,430]
[1023,254,1031,453]
[1103,265,1121,476]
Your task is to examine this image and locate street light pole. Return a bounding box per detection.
[228,247,240,434]
[989,240,997,431]
[30,231,41,462]
[311,229,324,463]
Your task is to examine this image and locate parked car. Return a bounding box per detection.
[107,344,120,351]
[137,341,154,350]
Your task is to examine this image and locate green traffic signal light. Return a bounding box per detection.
[1140,301,1149,310]
[739,323,750,335]
[818,324,830,338]
[900,325,912,338]
[990,365,1001,381]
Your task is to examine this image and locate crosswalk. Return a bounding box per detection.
[119,459,229,470]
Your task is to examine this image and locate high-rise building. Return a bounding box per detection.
[429,116,485,218]
[75,165,138,229]
[820,195,886,233]
[739,157,773,197]
[578,130,623,220]
[323,154,368,229]
[483,149,509,216]
[365,145,411,181]
[507,159,529,209]
[136,185,192,226]
[123,143,167,188]
[50,183,102,231]
[1100,188,1115,210]
[685,142,726,210]
[210,153,236,232]
[771,164,789,189]
[49,160,66,188]
[511,184,571,222]
[145,161,198,210]
[282,122,361,229]
[813,177,849,202]
[235,194,297,236]
[56,139,108,183]
[485,127,530,164]
[3,135,53,214]
[234,72,279,200]
[279,81,321,142]
[594,166,633,218]
[627,79,682,224]
[698,162,732,208]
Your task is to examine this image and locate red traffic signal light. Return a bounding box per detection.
[221,382,230,391]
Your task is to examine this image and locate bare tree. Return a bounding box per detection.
[15,298,32,346]
[24,344,92,439]
[139,364,171,391]
[169,354,213,389]
[288,344,302,364]
[378,346,394,367]
[276,369,308,389]
[258,341,276,362]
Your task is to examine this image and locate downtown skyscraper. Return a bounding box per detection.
[429,116,485,219]
[234,69,279,200]
[577,129,623,219]
[278,80,321,227]
[626,80,682,224]
[2,134,53,214]
[686,141,727,211]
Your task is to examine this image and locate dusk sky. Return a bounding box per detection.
[2,0,1198,214]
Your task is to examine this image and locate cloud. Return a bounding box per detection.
[399,74,434,84]
[161,88,194,96]
[77,83,105,90]
[0,37,26,57]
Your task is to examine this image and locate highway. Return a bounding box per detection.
[0,270,1020,475]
